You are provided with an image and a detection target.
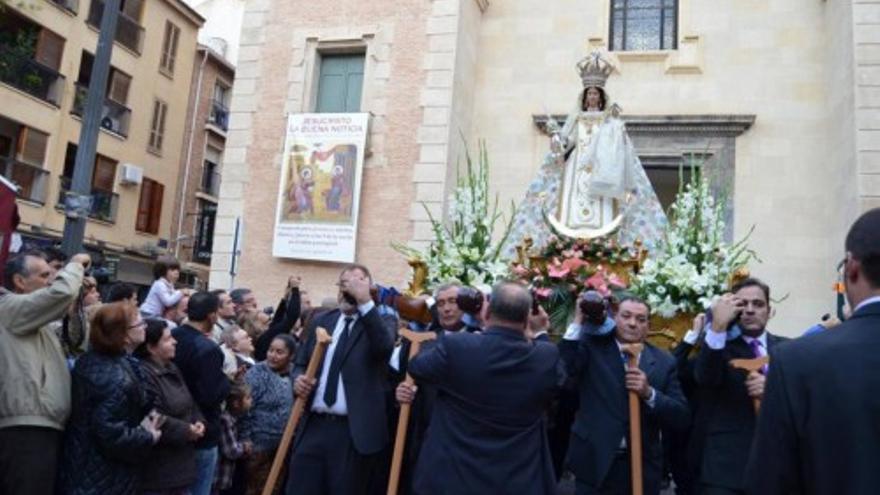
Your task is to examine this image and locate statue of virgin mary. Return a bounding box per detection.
[504,52,667,255]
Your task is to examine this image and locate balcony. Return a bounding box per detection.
[57,177,119,223]
[86,0,145,55]
[208,100,229,131]
[1,158,50,203]
[0,45,66,106]
[200,166,221,197]
[48,0,79,14]
[72,83,132,138]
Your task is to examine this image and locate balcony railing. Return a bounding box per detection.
[0,45,66,106]
[72,83,132,138]
[1,158,50,204]
[200,167,221,197]
[208,100,229,131]
[86,0,145,55]
[57,177,119,223]
[48,0,79,14]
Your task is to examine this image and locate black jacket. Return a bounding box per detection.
[745,302,880,495]
[172,323,230,448]
[561,332,689,495]
[693,331,787,490]
[294,306,396,455]
[254,288,301,362]
[409,326,562,495]
[138,358,204,491]
[59,352,155,495]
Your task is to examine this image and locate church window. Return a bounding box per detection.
[315,54,365,113]
[609,0,678,51]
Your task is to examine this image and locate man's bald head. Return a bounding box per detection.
[487,282,532,330]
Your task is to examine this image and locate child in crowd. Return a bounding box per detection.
[141,256,184,318]
[214,381,253,495]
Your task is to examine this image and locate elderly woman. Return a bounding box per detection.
[240,335,296,495]
[59,302,162,495]
[136,319,205,494]
[221,325,256,378]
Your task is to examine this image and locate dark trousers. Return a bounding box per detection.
[0,426,61,495]
[575,453,660,495]
[285,414,380,495]
[698,485,744,495]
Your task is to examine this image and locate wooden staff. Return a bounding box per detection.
[620,343,644,495]
[386,328,437,495]
[730,356,770,414]
[262,327,332,495]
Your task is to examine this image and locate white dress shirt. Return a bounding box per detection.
[311,301,375,415]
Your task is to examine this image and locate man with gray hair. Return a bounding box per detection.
[0,250,91,495]
[405,281,562,493]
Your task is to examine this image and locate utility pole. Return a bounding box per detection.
[61,0,120,256]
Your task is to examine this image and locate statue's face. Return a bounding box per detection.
[585,87,602,110]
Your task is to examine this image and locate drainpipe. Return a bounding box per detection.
[175,47,209,259]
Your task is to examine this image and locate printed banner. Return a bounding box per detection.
[272,113,368,263]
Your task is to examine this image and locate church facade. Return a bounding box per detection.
[212,0,878,335]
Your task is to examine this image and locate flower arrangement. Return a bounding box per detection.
[394,141,516,290]
[630,164,756,318]
[512,235,631,330]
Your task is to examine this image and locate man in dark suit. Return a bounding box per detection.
[744,208,880,494]
[561,295,690,495]
[404,282,561,494]
[171,291,231,495]
[287,264,396,495]
[692,278,788,494]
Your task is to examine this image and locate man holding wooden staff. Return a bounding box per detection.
[560,295,689,495]
[403,282,562,494]
[692,278,787,495]
[285,264,396,495]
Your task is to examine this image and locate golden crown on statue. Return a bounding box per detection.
[577,51,615,88]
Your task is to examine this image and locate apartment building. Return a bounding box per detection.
[169,42,233,285]
[0,0,203,288]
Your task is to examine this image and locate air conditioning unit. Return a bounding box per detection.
[120,164,143,186]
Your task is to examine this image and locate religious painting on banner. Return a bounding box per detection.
[272,113,368,263]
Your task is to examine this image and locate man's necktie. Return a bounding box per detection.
[323,317,353,407]
[748,339,769,374]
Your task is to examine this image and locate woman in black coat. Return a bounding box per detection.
[59,302,162,495]
[136,319,206,494]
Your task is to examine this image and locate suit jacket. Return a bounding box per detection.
[172,324,230,449]
[693,330,787,490]
[294,306,395,455]
[561,332,689,494]
[408,326,562,495]
[744,302,880,495]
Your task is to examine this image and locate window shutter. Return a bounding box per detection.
[92,155,117,192]
[35,29,65,71]
[108,70,131,105]
[316,54,365,113]
[148,181,164,234]
[136,179,153,231]
[16,127,49,166]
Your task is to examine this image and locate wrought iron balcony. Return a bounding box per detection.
[57,176,119,223]
[208,100,229,131]
[71,83,132,138]
[200,166,221,197]
[1,158,50,204]
[86,0,145,55]
[0,45,66,106]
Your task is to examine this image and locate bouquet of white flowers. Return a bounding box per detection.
[395,141,515,290]
[631,165,756,318]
